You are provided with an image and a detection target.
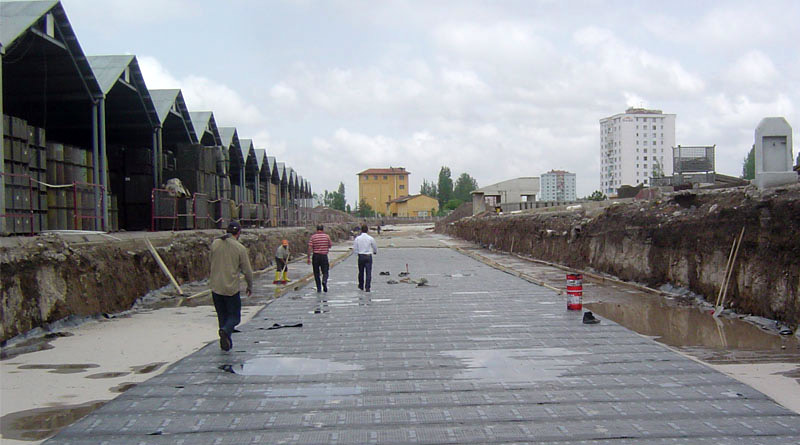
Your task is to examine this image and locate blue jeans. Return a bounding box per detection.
[212,292,241,336]
[357,254,373,290]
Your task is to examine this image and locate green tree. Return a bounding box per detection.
[588,190,607,201]
[437,166,453,207]
[651,158,664,178]
[742,145,755,180]
[330,182,346,212]
[444,198,464,211]
[356,199,373,217]
[345,204,351,213]
[453,173,478,202]
[420,179,438,198]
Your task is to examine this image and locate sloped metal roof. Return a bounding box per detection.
[150,89,197,143]
[1,0,102,101]
[238,138,253,166]
[276,162,286,183]
[88,54,133,93]
[189,111,222,146]
[87,54,158,128]
[254,148,266,172]
[0,0,58,47]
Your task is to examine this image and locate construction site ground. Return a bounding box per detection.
[1,224,799,444]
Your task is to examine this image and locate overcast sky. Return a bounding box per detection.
[59,0,799,204]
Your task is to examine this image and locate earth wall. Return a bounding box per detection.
[0,226,351,341]
[441,185,800,326]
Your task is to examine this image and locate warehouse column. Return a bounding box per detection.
[99,98,109,230]
[92,102,100,230]
[152,129,159,189]
[0,49,5,234]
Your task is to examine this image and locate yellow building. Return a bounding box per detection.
[387,194,439,217]
[357,167,410,215]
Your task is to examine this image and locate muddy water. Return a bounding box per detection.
[474,249,800,364]
[0,400,106,441]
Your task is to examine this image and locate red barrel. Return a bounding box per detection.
[566,273,583,310]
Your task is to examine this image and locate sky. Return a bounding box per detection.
[56,0,800,205]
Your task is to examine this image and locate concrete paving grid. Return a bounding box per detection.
[44,246,800,444]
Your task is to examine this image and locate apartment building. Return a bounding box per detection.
[540,170,576,202]
[600,108,676,195]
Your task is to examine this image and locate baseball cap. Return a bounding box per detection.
[227,220,241,234]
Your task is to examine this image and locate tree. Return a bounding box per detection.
[356,199,373,217]
[346,204,351,213]
[453,173,478,202]
[651,158,664,178]
[742,146,755,180]
[420,179,438,198]
[588,190,607,201]
[330,182,346,212]
[437,166,453,207]
[444,198,464,211]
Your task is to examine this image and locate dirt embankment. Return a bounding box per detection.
[441,185,800,326]
[0,226,351,341]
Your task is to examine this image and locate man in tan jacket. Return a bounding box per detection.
[210,221,253,351]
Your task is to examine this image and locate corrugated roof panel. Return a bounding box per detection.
[254,148,266,172]
[149,89,180,123]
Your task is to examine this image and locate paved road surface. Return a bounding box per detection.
[44,237,800,444]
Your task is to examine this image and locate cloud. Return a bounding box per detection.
[138,56,264,128]
[724,51,779,87]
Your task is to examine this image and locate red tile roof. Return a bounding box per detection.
[358,168,409,175]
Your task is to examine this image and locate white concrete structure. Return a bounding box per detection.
[600,108,676,195]
[540,170,576,202]
[754,117,796,189]
[471,177,539,215]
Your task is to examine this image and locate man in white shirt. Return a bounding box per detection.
[353,224,378,292]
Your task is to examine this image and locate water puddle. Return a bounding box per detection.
[0,400,106,441]
[85,371,131,379]
[1,332,73,360]
[444,348,586,383]
[110,382,137,393]
[220,356,364,376]
[586,300,800,359]
[131,362,167,374]
[17,363,100,374]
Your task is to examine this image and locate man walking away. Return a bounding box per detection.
[354,224,378,292]
[308,224,333,292]
[274,240,290,284]
[209,221,253,351]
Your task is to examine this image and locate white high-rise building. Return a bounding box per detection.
[540,170,576,202]
[600,108,676,195]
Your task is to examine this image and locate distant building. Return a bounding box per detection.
[539,170,576,202]
[357,167,409,215]
[387,194,439,217]
[600,107,676,195]
[471,177,539,215]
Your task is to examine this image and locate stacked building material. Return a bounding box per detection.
[3,114,49,235]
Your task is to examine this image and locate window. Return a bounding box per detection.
[644,148,647,153]
[364,176,368,180]
[373,175,378,180]
[383,175,387,180]
[399,185,404,189]
[644,156,648,160]
[652,125,656,130]
[399,176,405,181]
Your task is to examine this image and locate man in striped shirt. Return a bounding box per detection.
[308,224,333,292]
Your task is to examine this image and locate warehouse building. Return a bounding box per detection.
[1,0,312,235]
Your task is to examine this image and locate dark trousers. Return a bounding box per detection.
[275,257,287,272]
[212,292,241,336]
[357,254,373,290]
[312,253,330,291]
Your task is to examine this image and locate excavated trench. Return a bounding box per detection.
[0,226,351,341]
[440,184,800,328]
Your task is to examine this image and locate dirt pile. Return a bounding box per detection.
[441,184,800,326]
[0,225,351,341]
